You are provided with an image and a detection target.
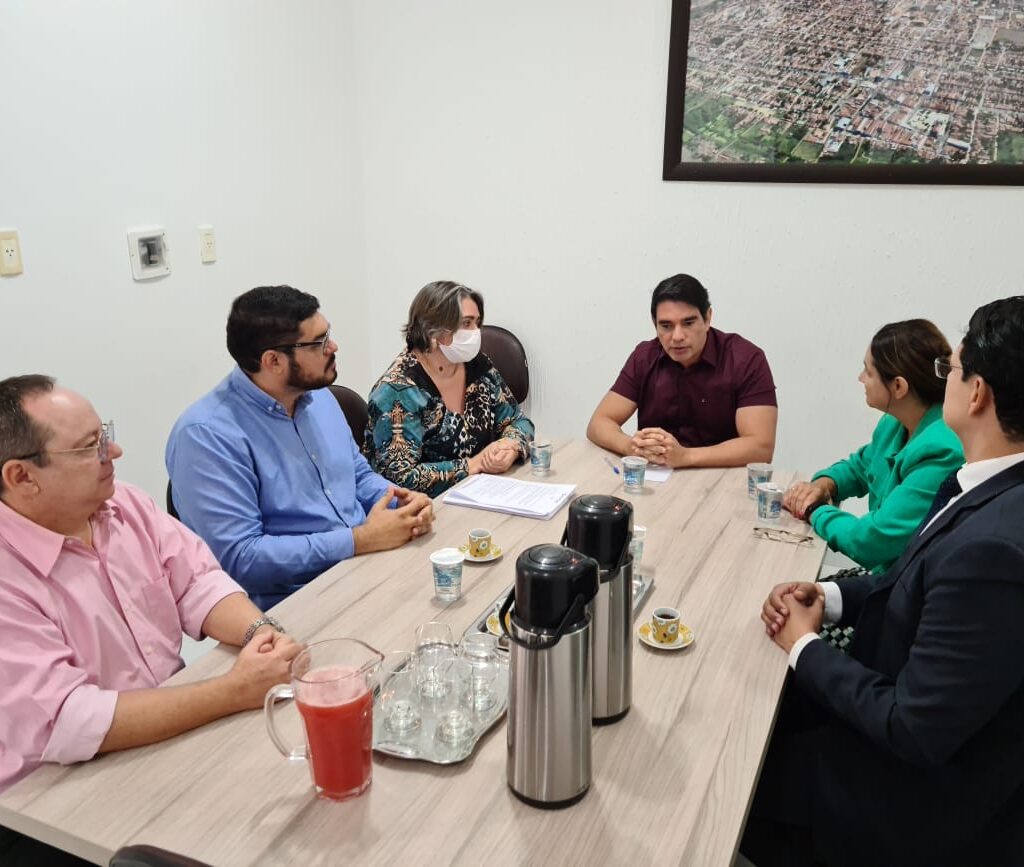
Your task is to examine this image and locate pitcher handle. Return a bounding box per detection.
[264,684,307,762]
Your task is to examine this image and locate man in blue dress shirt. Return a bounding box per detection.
[166,286,434,609]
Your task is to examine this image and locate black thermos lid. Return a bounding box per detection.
[564,494,633,571]
[513,544,599,632]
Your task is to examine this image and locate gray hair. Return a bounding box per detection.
[403,281,485,352]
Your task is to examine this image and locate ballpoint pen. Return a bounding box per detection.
[602,456,620,475]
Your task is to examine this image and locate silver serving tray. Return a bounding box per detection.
[372,660,509,765]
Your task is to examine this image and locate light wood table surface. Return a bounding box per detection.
[0,440,825,866]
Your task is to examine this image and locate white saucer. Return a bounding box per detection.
[638,620,694,651]
[458,544,503,563]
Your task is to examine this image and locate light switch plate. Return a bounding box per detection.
[0,230,23,276]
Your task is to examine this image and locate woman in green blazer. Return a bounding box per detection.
[784,319,964,572]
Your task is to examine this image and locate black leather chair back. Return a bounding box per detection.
[329,384,370,449]
[166,479,179,520]
[480,324,529,404]
[110,844,212,866]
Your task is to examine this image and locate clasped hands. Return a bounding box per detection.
[782,478,834,520]
[760,581,825,653]
[468,438,521,475]
[629,427,688,467]
[355,485,435,553]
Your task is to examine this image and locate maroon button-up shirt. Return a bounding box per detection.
[610,328,776,448]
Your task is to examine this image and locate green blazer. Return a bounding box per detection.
[810,405,964,571]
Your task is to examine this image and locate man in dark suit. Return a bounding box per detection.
[742,297,1024,867]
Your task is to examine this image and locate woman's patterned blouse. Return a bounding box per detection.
[363,350,535,497]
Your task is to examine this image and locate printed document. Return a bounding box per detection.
[444,475,576,520]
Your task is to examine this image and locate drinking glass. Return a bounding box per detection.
[414,621,455,700]
[434,657,475,746]
[460,633,500,714]
[379,651,421,736]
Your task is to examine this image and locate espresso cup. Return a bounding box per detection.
[651,606,681,644]
[467,528,492,559]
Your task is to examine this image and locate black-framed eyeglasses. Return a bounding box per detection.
[268,330,332,356]
[934,357,962,380]
[14,421,116,465]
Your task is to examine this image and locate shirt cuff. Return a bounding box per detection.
[788,633,821,670]
[820,581,843,624]
[182,572,247,640]
[42,684,119,765]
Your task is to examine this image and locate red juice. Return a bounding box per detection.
[296,665,374,800]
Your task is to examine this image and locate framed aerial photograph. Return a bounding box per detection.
[663,0,1024,184]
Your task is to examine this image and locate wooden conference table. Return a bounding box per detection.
[0,439,825,866]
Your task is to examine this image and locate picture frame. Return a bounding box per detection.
[663,0,1024,184]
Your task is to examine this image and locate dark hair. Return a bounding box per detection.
[226,286,320,373]
[403,281,485,352]
[650,274,710,320]
[870,319,951,406]
[960,296,1024,441]
[0,375,56,493]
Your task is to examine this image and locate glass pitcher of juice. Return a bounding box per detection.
[264,638,384,800]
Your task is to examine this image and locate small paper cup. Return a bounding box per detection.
[756,482,784,521]
[746,463,773,499]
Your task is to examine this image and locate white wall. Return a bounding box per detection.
[0,0,367,501]
[350,0,1023,478]
[4,0,1022,503]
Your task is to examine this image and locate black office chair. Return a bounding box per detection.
[166,479,179,520]
[329,384,370,450]
[110,845,211,867]
[480,324,529,404]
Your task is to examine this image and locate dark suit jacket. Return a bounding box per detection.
[793,459,1024,866]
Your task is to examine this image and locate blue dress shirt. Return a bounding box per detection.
[165,367,392,609]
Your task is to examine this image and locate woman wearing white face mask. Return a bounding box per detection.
[364,281,534,496]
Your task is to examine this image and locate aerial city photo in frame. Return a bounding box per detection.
[663,0,1024,183]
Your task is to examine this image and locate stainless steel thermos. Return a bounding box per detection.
[501,544,599,808]
[563,495,634,724]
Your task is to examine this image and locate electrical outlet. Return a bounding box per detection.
[198,225,217,263]
[0,230,23,276]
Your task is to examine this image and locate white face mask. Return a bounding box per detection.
[438,328,481,363]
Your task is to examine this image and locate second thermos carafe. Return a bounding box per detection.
[501,544,599,808]
[563,494,634,724]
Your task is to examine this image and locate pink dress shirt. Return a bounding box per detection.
[0,482,243,791]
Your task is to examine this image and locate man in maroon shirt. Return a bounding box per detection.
[587,274,777,468]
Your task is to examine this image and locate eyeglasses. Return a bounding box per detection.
[934,357,962,379]
[269,331,332,356]
[15,421,116,465]
[753,526,814,546]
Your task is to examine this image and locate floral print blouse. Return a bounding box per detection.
[364,350,534,497]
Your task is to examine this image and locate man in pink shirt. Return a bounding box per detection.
[0,375,303,805]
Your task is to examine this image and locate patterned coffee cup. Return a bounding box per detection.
[468,528,492,559]
[651,606,681,644]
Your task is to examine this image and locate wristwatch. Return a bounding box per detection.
[242,615,285,647]
[804,501,826,522]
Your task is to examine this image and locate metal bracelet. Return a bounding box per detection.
[242,616,285,647]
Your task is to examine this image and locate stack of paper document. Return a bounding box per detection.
[444,475,577,520]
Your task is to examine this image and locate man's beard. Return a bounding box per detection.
[287,354,338,391]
